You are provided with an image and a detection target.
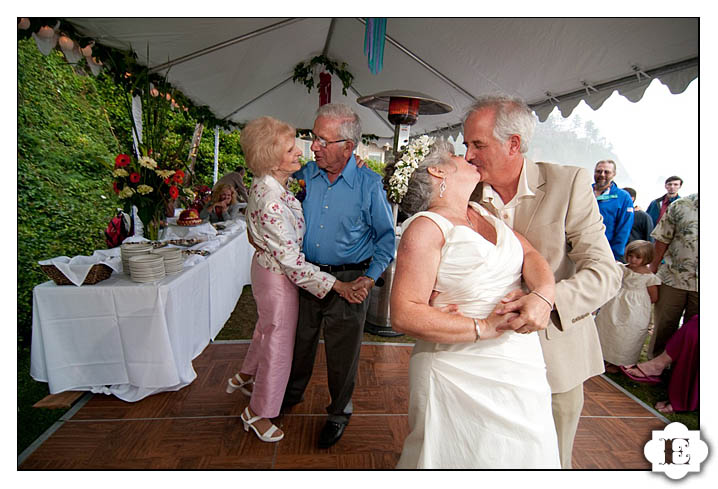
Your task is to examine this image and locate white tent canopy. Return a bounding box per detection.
[65,17,698,139]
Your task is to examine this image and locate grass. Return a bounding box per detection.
[17,348,68,455]
[18,285,696,456]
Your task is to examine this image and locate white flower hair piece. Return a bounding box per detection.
[387,135,436,204]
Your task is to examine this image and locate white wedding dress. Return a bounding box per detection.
[396,202,560,469]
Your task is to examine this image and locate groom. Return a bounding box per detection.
[464,95,621,469]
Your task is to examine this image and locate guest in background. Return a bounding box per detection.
[621,315,698,414]
[595,240,660,373]
[647,193,698,359]
[646,176,682,226]
[228,116,364,443]
[623,187,654,243]
[592,160,634,261]
[215,166,250,203]
[199,183,242,223]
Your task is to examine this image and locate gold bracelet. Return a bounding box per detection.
[530,290,553,309]
[472,318,481,342]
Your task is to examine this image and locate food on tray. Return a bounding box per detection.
[165,238,205,247]
[182,249,210,256]
[177,209,203,226]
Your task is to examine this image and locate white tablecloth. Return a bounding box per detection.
[30,228,255,402]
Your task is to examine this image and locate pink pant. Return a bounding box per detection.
[240,256,299,418]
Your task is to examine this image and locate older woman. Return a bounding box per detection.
[227,116,364,443]
[199,183,242,223]
[386,136,560,468]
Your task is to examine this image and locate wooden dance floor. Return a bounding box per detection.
[19,341,667,470]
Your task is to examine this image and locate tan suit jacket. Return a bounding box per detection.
[471,159,621,393]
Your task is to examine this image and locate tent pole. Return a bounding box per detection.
[150,18,305,72]
[213,126,220,185]
[221,76,294,121]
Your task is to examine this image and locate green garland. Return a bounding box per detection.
[292,55,354,96]
[17,17,236,131]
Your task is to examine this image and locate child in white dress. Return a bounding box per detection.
[596,240,661,371]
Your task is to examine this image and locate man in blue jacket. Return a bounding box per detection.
[592,160,634,261]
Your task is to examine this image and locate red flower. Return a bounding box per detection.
[129,172,141,183]
[164,178,171,185]
[173,170,185,184]
[169,185,179,199]
[113,181,120,194]
[115,154,130,168]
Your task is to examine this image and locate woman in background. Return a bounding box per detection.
[199,183,242,222]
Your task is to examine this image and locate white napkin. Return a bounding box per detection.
[39,251,122,286]
[161,220,218,240]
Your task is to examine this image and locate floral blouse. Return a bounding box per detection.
[651,193,698,292]
[246,174,335,298]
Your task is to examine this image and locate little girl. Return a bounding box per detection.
[596,240,661,372]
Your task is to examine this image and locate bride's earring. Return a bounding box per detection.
[439,177,447,198]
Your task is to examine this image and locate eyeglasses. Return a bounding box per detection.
[310,132,347,148]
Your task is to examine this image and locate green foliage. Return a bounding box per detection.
[292,55,354,96]
[18,39,122,348]
[194,128,247,187]
[363,158,386,176]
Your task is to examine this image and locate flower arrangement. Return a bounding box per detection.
[387,135,436,204]
[111,152,195,240]
[287,177,306,202]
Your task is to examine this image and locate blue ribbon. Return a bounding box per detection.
[364,18,387,75]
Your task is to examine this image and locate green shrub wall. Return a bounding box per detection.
[17,39,243,348]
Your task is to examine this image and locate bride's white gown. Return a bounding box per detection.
[396,202,560,469]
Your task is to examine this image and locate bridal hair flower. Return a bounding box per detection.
[387,135,436,204]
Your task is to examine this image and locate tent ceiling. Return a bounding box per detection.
[65,17,698,139]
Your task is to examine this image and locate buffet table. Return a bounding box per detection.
[30,224,255,402]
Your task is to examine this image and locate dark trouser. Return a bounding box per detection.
[283,268,369,425]
[648,284,699,359]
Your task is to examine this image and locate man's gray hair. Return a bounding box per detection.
[464,95,536,153]
[596,159,617,174]
[392,139,455,216]
[316,103,362,147]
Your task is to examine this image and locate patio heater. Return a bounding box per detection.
[357,90,452,337]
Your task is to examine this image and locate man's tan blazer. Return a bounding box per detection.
[471,159,621,393]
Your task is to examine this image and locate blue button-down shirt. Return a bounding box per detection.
[294,155,395,281]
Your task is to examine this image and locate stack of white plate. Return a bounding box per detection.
[121,242,153,274]
[128,254,166,283]
[150,247,184,274]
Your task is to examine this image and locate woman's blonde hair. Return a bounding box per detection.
[625,240,654,265]
[241,116,296,176]
[208,183,237,206]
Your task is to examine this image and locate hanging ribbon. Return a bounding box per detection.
[364,18,387,75]
[319,71,332,106]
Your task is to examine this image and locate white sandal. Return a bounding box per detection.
[226,373,253,396]
[241,407,284,442]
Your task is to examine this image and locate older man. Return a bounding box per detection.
[464,95,621,469]
[592,160,634,261]
[282,103,395,448]
[646,175,683,225]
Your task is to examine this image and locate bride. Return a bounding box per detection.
[386,136,560,469]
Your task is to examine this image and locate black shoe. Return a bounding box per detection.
[318,421,346,448]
